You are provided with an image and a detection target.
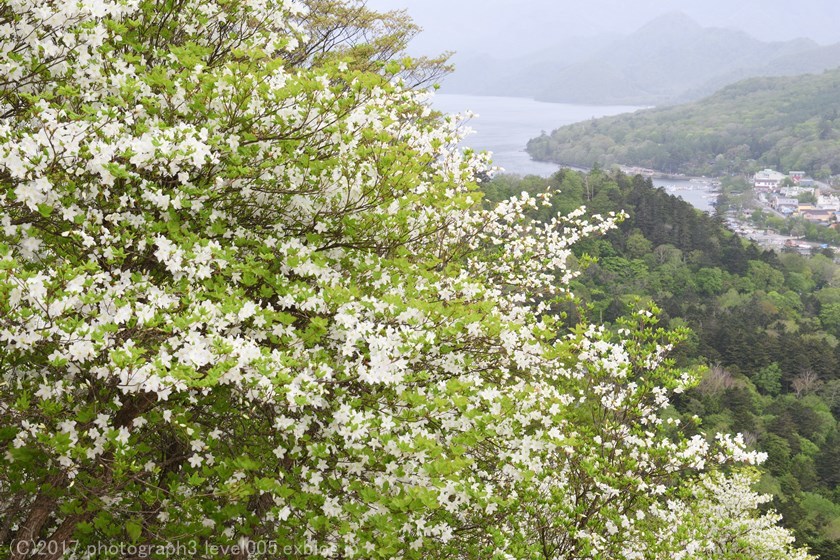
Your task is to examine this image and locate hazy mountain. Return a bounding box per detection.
[441,12,840,106]
[442,36,617,99]
[674,37,828,102]
[367,0,840,60]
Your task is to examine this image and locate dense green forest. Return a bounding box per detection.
[526,68,840,178]
[484,169,840,558]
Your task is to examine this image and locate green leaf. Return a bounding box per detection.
[126,519,142,543]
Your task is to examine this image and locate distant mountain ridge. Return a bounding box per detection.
[443,12,840,106]
[525,67,840,177]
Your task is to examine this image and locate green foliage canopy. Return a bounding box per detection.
[0,2,813,560]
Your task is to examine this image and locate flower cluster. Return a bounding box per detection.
[0,1,812,559]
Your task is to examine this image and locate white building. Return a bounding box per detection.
[817,195,840,211]
[780,186,814,198]
[753,169,786,190]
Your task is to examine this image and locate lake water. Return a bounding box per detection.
[431,94,716,212]
[655,179,718,213]
[432,94,642,176]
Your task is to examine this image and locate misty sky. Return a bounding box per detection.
[364,0,840,58]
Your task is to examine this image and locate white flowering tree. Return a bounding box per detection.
[0,0,813,559]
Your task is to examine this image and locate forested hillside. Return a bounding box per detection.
[526,68,840,178]
[485,169,840,558]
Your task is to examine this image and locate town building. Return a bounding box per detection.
[800,208,835,224]
[789,171,806,183]
[781,186,812,198]
[772,196,799,214]
[754,169,786,190]
[817,195,840,211]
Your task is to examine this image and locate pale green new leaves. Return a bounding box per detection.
[0,0,813,559]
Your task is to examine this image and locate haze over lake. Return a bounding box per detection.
[431,94,641,175]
